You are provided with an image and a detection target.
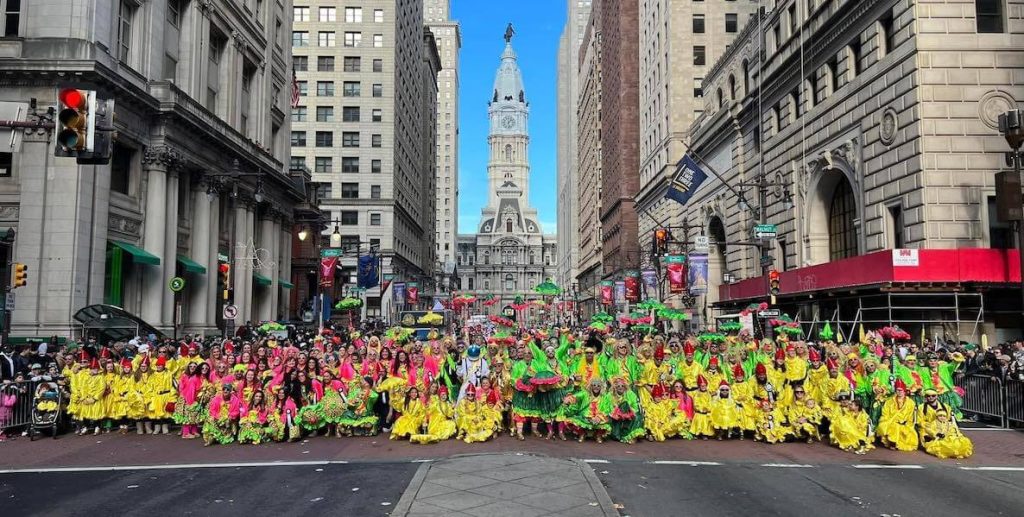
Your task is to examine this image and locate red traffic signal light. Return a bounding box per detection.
[12,262,27,288]
[654,228,669,255]
[55,87,96,154]
[769,270,780,296]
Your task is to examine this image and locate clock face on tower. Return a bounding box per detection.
[501,115,515,129]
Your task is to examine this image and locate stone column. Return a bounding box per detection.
[244,205,256,322]
[269,215,281,321]
[140,146,178,326]
[256,215,274,321]
[279,222,293,320]
[233,199,250,325]
[162,169,180,328]
[206,193,221,328]
[188,179,212,329]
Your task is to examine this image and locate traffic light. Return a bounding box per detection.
[12,262,27,289]
[769,269,780,296]
[219,263,232,301]
[654,228,669,255]
[55,87,96,156]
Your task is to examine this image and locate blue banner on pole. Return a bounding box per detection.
[357,254,379,288]
[665,155,708,206]
[688,253,709,295]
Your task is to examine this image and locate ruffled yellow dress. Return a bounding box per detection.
[125,374,148,420]
[410,397,457,444]
[710,394,742,433]
[107,373,132,420]
[456,398,497,443]
[787,400,822,441]
[805,365,829,405]
[689,390,714,437]
[65,367,83,418]
[921,418,973,459]
[144,369,175,419]
[390,398,426,440]
[102,372,118,419]
[731,380,758,432]
[755,405,790,444]
[830,407,874,452]
[76,372,107,421]
[877,397,919,452]
[643,398,672,441]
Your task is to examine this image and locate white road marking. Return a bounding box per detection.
[959,466,1024,472]
[761,463,814,468]
[961,428,1014,432]
[410,459,433,463]
[648,460,723,466]
[583,459,610,464]
[0,460,350,475]
[851,464,924,469]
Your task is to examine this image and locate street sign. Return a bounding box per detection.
[222,304,238,320]
[168,276,185,292]
[5,293,13,311]
[757,309,781,318]
[694,235,709,252]
[753,224,777,240]
[321,248,343,258]
[760,255,775,267]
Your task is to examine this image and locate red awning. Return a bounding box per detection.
[718,249,1021,304]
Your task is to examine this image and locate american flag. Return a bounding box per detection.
[290,67,301,108]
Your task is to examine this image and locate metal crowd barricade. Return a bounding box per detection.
[1,380,37,435]
[1006,378,1024,427]
[955,373,1008,428]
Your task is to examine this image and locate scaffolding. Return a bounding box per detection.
[796,290,986,345]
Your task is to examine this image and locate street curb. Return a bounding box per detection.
[390,460,432,517]
[574,457,621,517]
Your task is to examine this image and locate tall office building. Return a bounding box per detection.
[576,6,603,318]
[292,0,440,315]
[555,0,592,297]
[424,0,461,289]
[634,0,759,260]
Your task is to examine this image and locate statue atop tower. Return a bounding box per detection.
[504,23,515,43]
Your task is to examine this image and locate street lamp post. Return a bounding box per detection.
[998,109,1024,322]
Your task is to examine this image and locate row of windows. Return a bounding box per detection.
[293,56,384,73]
[291,156,384,174]
[291,106,383,122]
[692,13,740,34]
[292,31,384,48]
[295,81,384,98]
[294,6,384,24]
[290,131,382,148]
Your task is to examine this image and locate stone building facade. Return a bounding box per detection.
[555,0,592,293]
[291,0,440,316]
[674,0,1024,338]
[0,0,304,337]
[576,10,603,319]
[456,33,557,306]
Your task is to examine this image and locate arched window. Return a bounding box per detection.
[506,219,513,232]
[529,251,536,265]
[728,74,737,100]
[505,144,512,162]
[741,59,750,94]
[504,274,515,291]
[828,179,858,261]
[483,250,490,265]
[716,88,724,108]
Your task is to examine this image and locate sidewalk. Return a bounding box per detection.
[391,453,618,517]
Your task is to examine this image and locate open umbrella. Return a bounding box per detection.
[591,312,614,324]
[635,300,665,312]
[533,279,562,296]
[656,308,690,321]
[335,297,363,310]
[719,320,742,333]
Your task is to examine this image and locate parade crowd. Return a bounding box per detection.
[0,319,997,460]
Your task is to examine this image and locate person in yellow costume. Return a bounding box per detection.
[145,357,176,434]
[677,342,704,390]
[877,379,918,452]
[830,399,874,454]
[643,383,672,441]
[821,359,853,420]
[689,375,714,439]
[410,383,457,444]
[75,359,107,436]
[805,348,828,404]
[783,344,808,385]
[65,352,89,427]
[108,359,134,434]
[128,360,150,434]
[787,386,822,443]
[664,380,694,439]
[455,385,497,443]
[703,357,726,393]
[711,380,742,440]
[729,364,757,438]
[755,399,790,444]
[920,408,973,459]
[390,386,427,440]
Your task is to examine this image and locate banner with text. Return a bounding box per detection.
[688,253,709,295]
[600,280,614,305]
[665,255,687,294]
[624,270,640,302]
[665,155,709,206]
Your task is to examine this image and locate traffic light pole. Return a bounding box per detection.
[0,230,14,347]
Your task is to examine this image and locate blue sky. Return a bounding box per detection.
[452,0,566,235]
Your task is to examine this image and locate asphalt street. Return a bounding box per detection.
[600,462,1024,517]
[0,462,418,517]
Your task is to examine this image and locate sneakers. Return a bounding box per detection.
[93,426,100,436]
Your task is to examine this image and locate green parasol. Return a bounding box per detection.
[719,321,742,333]
[259,321,286,332]
[635,300,665,311]
[698,332,727,343]
[335,297,363,310]
[591,312,614,324]
[533,279,562,296]
[656,308,690,320]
